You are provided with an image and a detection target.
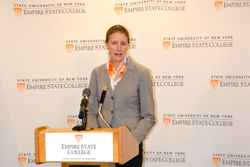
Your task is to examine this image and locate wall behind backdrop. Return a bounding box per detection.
[1,0,250,167]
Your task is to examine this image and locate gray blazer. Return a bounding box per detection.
[87,58,156,143]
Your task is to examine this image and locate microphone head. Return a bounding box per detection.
[82,88,90,97]
[102,85,108,91]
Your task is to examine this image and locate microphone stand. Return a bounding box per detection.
[72,97,88,131]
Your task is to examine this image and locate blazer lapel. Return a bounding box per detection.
[104,65,113,95]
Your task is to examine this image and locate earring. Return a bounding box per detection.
[107,52,111,59]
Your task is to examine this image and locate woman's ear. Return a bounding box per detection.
[105,41,109,50]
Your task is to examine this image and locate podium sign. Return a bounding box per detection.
[46,133,113,162]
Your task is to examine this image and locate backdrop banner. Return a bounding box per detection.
[1,0,250,167]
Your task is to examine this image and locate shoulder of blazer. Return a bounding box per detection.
[92,63,107,73]
[129,58,149,73]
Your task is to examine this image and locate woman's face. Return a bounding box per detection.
[105,32,129,67]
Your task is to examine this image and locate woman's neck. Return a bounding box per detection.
[111,61,122,71]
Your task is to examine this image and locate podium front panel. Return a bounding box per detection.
[45,132,113,162]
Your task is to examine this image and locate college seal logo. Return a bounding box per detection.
[75,134,83,143]
[66,44,74,53]
[114,7,123,15]
[215,1,223,11]
[17,83,25,92]
[67,119,75,128]
[163,41,171,51]
[163,118,171,127]
[14,8,22,17]
[213,157,221,167]
[211,80,219,89]
[18,157,26,166]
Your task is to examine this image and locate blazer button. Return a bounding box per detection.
[111,110,113,114]
[111,96,114,100]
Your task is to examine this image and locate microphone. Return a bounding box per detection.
[98,85,112,128]
[100,85,108,104]
[73,88,90,131]
[79,88,90,119]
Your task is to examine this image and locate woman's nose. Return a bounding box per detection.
[117,44,121,50]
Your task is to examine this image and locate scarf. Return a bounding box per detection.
[107,56,129,90]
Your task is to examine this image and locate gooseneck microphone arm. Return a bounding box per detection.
[99,85,112,128]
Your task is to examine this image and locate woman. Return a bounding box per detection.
[87,25,156,167]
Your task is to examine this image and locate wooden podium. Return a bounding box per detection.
[35,126,139,167]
